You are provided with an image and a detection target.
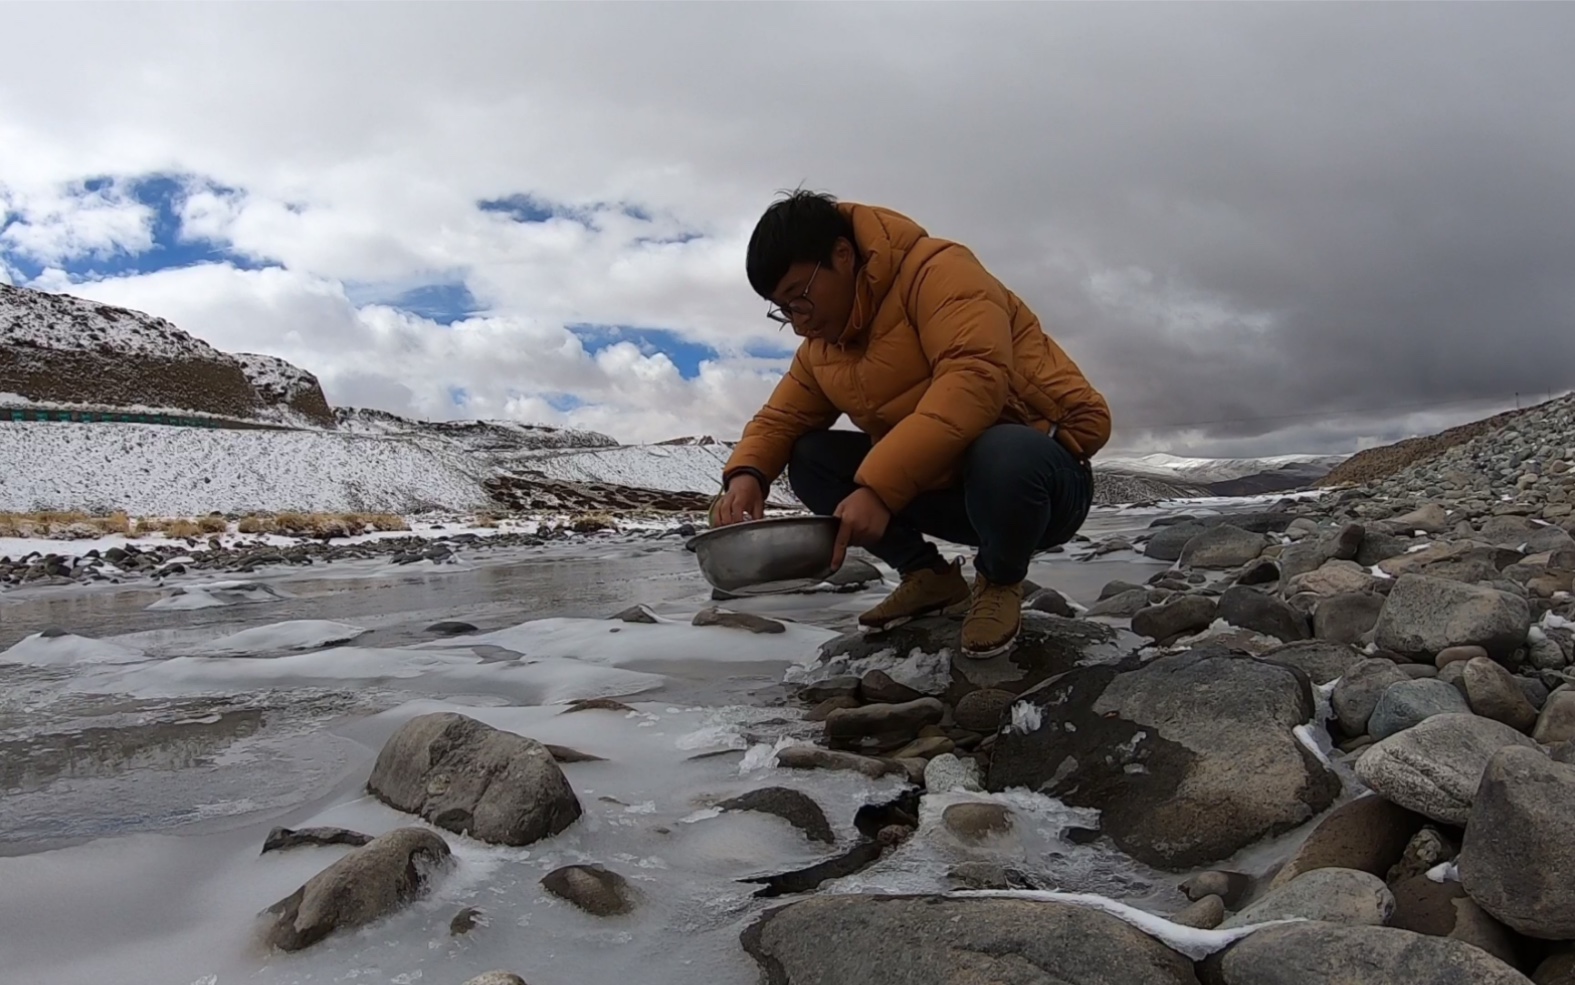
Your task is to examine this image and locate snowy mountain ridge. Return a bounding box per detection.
[0,283,226,362]
[1100,452,1347,483]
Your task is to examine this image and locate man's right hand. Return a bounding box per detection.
[713,474,765,526]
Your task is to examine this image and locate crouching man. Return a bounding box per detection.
[713,191,1112,658]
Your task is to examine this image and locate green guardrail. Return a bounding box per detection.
[4,408,260,429]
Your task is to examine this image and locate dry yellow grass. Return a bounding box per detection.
[0,510,410,542]
[233,512,412,538]
[0,511,137,538]
[163,519,203,539]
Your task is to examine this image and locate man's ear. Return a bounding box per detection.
[833,236,857,273]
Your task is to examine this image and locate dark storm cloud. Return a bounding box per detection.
[4,2,1573,453]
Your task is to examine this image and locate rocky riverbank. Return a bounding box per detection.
[13,398,1575,984]
[0,514,704,589]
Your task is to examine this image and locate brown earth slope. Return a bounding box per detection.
[1317,399,1559,488]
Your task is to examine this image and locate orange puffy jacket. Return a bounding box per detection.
[723,201,1112,513]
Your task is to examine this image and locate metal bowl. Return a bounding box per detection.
[685,516,841,595]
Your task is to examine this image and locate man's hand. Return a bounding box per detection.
[714,473,766,527]
[831,486,891,570]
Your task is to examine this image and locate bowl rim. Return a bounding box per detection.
[684,514,840,551]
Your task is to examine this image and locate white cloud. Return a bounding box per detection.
[61,263,782,443]
[0,180,155,266]
[1,4,1573,454]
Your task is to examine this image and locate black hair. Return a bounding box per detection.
[745,188,855,299]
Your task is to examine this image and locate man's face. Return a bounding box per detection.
[767,238,857,342]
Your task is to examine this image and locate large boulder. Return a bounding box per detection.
[1216,586,1310,643]
[260,827,452,952]
[1202,922,1532,985]
[1269,794,1426,889]
[1461,657,1539,733]
[1354,713,1542,825]
[1132,595,1219,641]
[1288,560,1379,598]
[1458,745,1575,940]
[1258,640,1365,686]
[1180,525,1272,569]
[1374,575,1532,663]
[367,712,583,846]
[1145,522,1207,561]
[1313,592,1386,645]
[986,646,1340,871]
[1368,678,1472,740]
[1219,867,1395,930]
[1388,875,1520,968]
[742,895,1200,984]
[1331,659,1411,736]
[812,613,1125,708]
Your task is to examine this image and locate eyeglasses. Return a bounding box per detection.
[766,261,820,327]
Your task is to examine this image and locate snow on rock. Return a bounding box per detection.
[233,353,320,403]
[516,444,734,490]
[0,421,493,514]
[0,283,226,361]
[334,407,616,454]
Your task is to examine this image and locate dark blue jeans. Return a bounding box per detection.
[786,424,1094,585]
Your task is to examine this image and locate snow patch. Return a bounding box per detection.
[1007,701,1044,735]
[952,889,1305,960]
[0,631,147,666]
[200,620,368,655]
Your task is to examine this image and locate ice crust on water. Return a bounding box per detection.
[1,631,147,666]
[413,615,840,669]
[146,580,292,611]
[0,505,1354,985]
[199,619,368,655]
[953,890,1305,960]
[0,698,899,985]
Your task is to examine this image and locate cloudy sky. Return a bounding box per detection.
[2,3,1572,457]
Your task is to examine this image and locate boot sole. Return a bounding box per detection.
[858,594,972,634]
[960,622,1022,660]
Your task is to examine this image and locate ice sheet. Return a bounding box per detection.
[1,631,147,666]
[199,620,369,655]
[951,889,1304,959]
[411,615,839,670]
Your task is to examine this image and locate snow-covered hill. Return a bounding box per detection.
[334,407,615,454]
[0,283,226,361]
[0,422,492,515]
[1100,452,1346,484]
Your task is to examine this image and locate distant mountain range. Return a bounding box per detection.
[1099,452,1347,496]
[0,281,1347,513]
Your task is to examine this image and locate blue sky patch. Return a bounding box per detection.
[479,194,664,230]
[448,385,470,408]
[392,282,481,325]
[544,392,586,412]
[478,193,568,224]
[0,172,271,283]
[571,324,718,380]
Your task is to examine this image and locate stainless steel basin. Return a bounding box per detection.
[685,516,841,595]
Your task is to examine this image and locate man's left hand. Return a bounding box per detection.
[831,486,891,570]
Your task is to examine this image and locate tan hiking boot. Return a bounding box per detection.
[960,575,1024,659]
[858,558,971,631]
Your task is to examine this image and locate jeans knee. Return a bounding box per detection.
[964,426,1049,491]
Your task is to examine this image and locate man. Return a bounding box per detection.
[712,191,1112,659]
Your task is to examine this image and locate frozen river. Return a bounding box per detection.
[0,499,1278,985]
